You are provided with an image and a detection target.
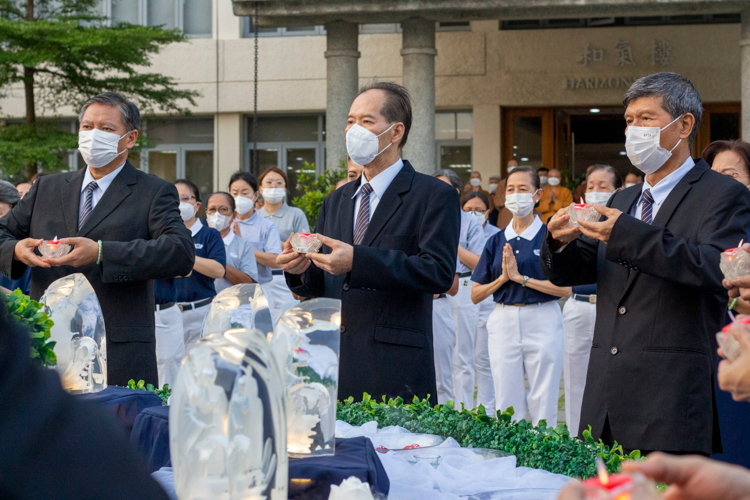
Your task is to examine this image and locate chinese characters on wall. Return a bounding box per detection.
[580,39,674,67]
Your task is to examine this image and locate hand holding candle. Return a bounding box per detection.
[38,236,72,259]
[566,200,603,229]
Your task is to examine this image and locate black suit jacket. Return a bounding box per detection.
[0,303,169,499]
[541,159,750,454]
[0,162,195,386]
[286,161,460,405]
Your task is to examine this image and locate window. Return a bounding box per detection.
[241,21,471,38]
[142,118,215,206]
[245,115,326,201]
[435,111,473,186]
[103,0,212,38]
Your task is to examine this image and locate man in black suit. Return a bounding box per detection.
[541,72,750,455]
[278,82,460,404]
[0,92,194,387]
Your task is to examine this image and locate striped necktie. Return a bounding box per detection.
[79,181,98,230]
[640,188,654,225]
[353,183,373,245]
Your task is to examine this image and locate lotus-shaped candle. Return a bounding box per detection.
[290,232,322,254]
[566,203,602,228]
[720,245,750,280]
[717,317,750,362]
[39,236,72,259]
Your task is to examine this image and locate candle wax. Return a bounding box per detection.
[582,473,633,500]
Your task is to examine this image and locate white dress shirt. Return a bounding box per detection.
[351,158,404,232]
[630,156,695,221]
[78,162,126,219]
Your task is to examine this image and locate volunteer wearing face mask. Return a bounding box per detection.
[278,82,460,404]
[543,72,750,456]
[537,167,549,190]
[464,172,494,207]
[257,166,310,320]
[433,169,485,410]
[536,168,573,224]
[623,172,643,188]
[471,166,571,426]
[561,164,621,437]
[168,180,226,357]
[462,191,500,410]
[205,192,258,293]
[490,161,517,230]
[0,92,194,387]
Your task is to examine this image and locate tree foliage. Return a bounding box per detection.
[0,0,199,177]
[292,160,347,229]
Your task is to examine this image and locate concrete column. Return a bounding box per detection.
[743,10,750,142]
[472,104,501,182]
[215,113,243,191]
[325,21,360,170]
[401,18,437,173]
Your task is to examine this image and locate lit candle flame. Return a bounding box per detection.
[596,457,608,485]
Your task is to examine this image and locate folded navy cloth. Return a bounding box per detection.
[131,406,171,473]
[76,386,163,439]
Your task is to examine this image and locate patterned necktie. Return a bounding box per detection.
[79,181,98,230]
[353,183,374,245]
[640,188,654,225]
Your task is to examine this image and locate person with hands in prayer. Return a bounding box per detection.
[277,82,460,405]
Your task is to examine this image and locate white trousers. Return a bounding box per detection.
[181,303,211,355]
[432,297,456,405]
[487,301,564,426]
[449,278,481,410]
[475,297,496,410]
[268,273,299,324]
[562,298,596,435]
[154,305,185,389]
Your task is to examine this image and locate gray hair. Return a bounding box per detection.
[622,72,702,143]
[432,169,461,191]
[78,92,141,132]
[0,180,21,206]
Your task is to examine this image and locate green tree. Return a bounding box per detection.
[0,0,199,178]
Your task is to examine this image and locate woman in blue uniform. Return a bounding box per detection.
[173,180,226,354]
[471,166,571,426]
[562,164,620,435]
[462,190,500,410]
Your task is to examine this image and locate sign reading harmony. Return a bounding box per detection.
[568,39,674,90]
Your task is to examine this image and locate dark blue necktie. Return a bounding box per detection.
[641,188,654,225]
[353,183,373,245]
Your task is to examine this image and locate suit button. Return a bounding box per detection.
[342,283,349,291]
[618,306,627,315]
[340,326,346,334]
[611,347,618,355]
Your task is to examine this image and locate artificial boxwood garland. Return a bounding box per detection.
[337,394,640,478]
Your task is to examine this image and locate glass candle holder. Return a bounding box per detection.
[39,238,72,259]
[720,247,750,280]
[566,203,602,228]
[290,232,322,254]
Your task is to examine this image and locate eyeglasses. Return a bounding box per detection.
[179,195,197,203]
[206,207,233,216]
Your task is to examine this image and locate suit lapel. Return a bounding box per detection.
[360,161,414,247]
[338,178,358,244]
[62,168,87,236]
[78,162,137,237]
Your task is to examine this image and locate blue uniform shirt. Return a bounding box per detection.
[457,211,486,274]
[482,221,501,241]
[472,216,557,304]
[572,284,597,295]
[215,231,259,293]
[154,279,176,305]
[0,267,31,295]
[173,220,227,303]
[235,211,282,284]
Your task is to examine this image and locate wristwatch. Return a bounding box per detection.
[522,275,530,287]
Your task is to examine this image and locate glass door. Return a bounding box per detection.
[284,147,317,202]
[148,150,178,183]
[502,108,554,177]
[695,103,741,157]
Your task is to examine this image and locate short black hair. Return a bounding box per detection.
[358,81,412,148]
[208,191,236,212]
[537,167,549,175]
[462,191,491,210]
[229,171,258,193]
[507,166,541,191]
[175,179,200,202]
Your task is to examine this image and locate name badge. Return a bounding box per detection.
[461,279,472,287]
[195,243,204,250]
[533,249,541,256]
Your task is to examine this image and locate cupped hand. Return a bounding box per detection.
[43,237,99,267]
[718,325,750,402]
[547,207,581,246]
[576,205,623,245]
[13,238,49,268]
[276,233,310,275]
[308,234,354,275]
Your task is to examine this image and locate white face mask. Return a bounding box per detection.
[179,201,196,222]
[262,187,286,204]
[548,177,561,187]
[78,129,130,169]
[539,175,548,184]
[346,123,395,167]
[207,212,232,231]
[488,183,498,194]
[585,191,613,205]
[234,196,255,215]
[468,210,486,225]
[624,182,636,188]
[625,115,683,175]
[470,178,481,187]
[505,192,537,218]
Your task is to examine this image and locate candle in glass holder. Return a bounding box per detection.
[720,241,750,280]
[582,459,633,500]
[39,236,72,258]
[567,202,602,228]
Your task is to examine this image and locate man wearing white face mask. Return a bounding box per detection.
[277,82,460,405]
[543,72,750,456]
[0,92,195,387]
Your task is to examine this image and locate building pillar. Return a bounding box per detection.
[325,21,360,170]
[215,113,243,191]
[742,10,750,142]
[401,18,437,173]
[472,104,501,182]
